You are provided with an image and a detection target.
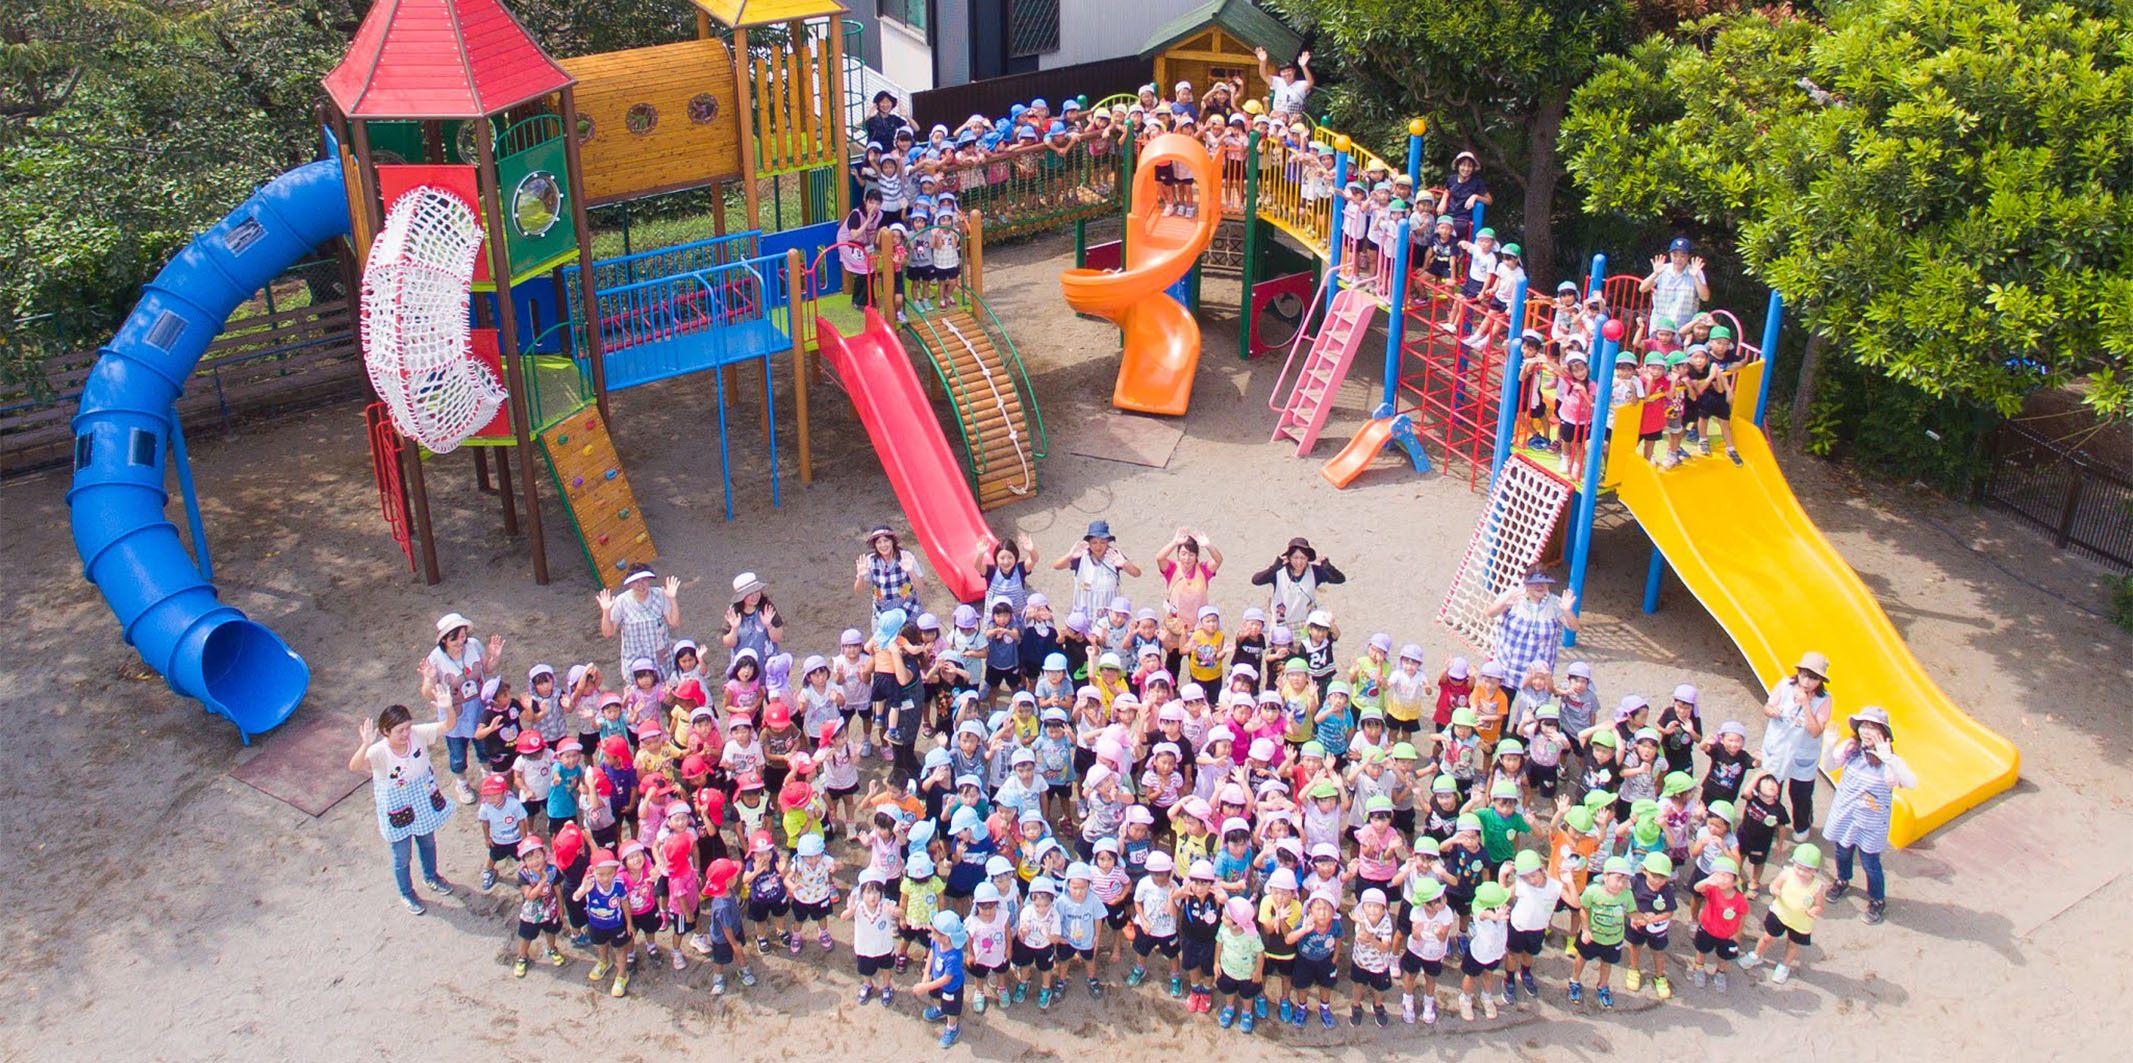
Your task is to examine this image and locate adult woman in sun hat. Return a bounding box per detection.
[1052,520,1142,623]
[1249,537,1345,628]
[597,565,681,679]
[856,524,926,618]
[347,695,460,914]
[1483,570,1578,680]
[720,571,784,668]
[1760,650,1834,841]
[1819,705,1914,925]
[420,612,503,803]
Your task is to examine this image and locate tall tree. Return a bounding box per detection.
[1269,0,1650,284]
[1564,0,2133,420]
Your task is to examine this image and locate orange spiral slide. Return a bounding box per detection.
[1059,133,1222,416]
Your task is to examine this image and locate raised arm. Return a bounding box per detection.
[347,718,377,775]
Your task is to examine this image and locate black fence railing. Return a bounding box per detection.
[910,55,1153,131]
[1976,421,2133,570]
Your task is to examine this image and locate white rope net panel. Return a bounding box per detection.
[1437,454,1574,653]
[360,186,505,454]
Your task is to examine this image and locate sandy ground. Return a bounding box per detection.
[5,234,2132,1061]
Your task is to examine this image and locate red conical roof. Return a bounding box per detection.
[324,0,573,120]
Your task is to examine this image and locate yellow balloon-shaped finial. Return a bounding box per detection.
[1333,134,1352,152]
[1408,117,1428,137]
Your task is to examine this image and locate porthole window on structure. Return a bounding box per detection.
[688,94,720,124]
[575,114,596,144]
[625,104,658,135]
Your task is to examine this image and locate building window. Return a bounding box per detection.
[1008,0,1059,58]
[879,0,929,39]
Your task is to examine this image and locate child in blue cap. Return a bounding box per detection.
[917,909,968,1047]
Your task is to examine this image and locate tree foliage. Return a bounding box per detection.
[1565,0,2133,420]
[1269,0,1646,282]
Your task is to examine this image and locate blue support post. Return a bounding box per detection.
[1405,124,1425,192]
[1489,277,1530,480]
[1564,321,1619,647]
[714,363,734,521]
[1643,543,1664,614]
[1471,202,1486,236]
[1754,289,1784,428]
[1381,217,1413,410]
[1585,253,1607,301]
[167,414,213,582]
[1326,153,1350,321]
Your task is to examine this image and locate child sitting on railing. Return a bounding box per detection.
[1465,242,1525,351]
[1299,146,1335,203]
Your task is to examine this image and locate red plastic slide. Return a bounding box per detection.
[816,310,993,603]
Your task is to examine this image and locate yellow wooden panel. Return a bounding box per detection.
[540,410,657,588]
[691,0,846,28]
[562,40,742,203]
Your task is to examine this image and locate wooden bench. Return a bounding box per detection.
[2,299,366,478]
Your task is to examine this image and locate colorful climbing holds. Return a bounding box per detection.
[617,508,631,519]
[605,468,619,480]
[598,534,610,545]
[571,476,584,488]
[557,434,569,445]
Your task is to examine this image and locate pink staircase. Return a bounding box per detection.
[1269,287,1378,455]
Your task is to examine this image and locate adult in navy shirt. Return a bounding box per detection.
[863,91,912,158]
[1437,151,1493,239]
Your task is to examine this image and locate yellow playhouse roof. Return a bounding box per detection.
[689,0,846,28]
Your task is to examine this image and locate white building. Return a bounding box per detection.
[865,0,1206,91]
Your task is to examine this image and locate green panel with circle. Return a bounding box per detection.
[496,130,578,284]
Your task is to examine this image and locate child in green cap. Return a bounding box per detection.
[1690,856,1749,990]
[1624,852,1678,999]
[1460,881,1512,1020]
[1740,843,1826,983]
[1463,779,1533,877]
[1563,856,1634,1009]
[1500,848,1562,1004]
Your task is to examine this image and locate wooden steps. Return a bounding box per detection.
[909,310,1039,511]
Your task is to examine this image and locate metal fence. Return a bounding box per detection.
[1976,421,2133,570]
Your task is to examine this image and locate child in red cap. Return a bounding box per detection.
[552,820,592,947]
[598,734,640,838]
[476,773,528,891]
[780,754,824,846]
[619,840,662,977]
[512,836,566,977]
[761,696,805,795]
[574,848,630,996]
[510,732,553,837]
[816,718,861,842]
[659,833,701,972]
[745,828,796,954]
[699,858,751,993]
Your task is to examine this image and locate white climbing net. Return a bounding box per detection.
[360,186,505,453]
[1436,454,1574,653]
[942,315,1032,495]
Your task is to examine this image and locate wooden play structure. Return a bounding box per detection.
[1138,0,1303,111]
[876,213,1048,512]
[326,0,855,588]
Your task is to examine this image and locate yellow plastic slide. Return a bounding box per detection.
[1604,361,2018,847]
[1059,133,1220,416]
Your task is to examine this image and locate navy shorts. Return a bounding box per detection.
[1399,953,1443,977]
[1507,928,1546,956]
[1289,955,1338,991]
[1573,938,1621,964]
[1132,931,1179,959]
[588,922,630,947]
[516,918,561,941]
[1626,924,1669,951]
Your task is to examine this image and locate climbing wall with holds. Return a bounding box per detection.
[538,410,657,588]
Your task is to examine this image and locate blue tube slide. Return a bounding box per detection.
[69,158,352,740]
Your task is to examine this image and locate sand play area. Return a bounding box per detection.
[4,236,2131,1060]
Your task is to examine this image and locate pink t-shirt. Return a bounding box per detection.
[1160,560,1217,621]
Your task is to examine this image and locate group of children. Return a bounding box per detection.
[439,557,1845,1049]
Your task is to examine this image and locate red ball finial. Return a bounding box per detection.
[1601,319,1626,343]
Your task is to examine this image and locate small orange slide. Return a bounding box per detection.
[1059,133,1221,416]
[1320,419,1396,488]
